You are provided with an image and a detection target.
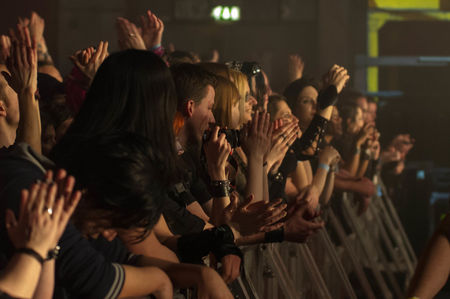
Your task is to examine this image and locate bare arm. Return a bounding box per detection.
[32,260,54,299]
[119,265,172,298]
[319,171,335,205]
[407,216,450,299]
[0,254,42,298]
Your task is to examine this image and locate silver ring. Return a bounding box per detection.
[47,208,53,215]
[128,33,136,37]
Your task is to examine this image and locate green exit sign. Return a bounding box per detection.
[211,6,240,21]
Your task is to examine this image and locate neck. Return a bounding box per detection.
[177,124,189,150]
[324,135,333,144]
[0,120,16,148]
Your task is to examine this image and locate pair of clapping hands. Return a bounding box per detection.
[5,170,80,260]
[203,112,322,242]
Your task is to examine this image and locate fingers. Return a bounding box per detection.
[260,222,284,232]
[46,183,57,212]
[240,194,255,210]
[27,183,40,212]
[36,182,49,214]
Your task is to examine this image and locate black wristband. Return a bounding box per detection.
[210,180,231,198]
[317,85,338,110]
[211,225,242,261]
[16,248,44,265]
[177,224,237,264]
[264,227,285,243]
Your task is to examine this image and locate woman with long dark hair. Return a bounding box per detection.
[52,49,178,182]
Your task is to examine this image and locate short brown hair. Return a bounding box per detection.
[170,63,217,114]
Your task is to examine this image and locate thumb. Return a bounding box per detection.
[241,194,254,210]
[225,193,239,214]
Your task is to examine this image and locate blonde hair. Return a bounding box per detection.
[212,76,240,128]
[228,69,247,125]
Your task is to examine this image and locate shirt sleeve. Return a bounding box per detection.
[55,223,126,299]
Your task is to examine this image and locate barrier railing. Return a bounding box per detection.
[235,175,416,299]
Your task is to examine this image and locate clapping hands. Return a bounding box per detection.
[69,41,109,85]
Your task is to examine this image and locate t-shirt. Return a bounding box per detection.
[0,144,136,299]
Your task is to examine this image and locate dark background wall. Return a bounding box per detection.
[0,0,366,93]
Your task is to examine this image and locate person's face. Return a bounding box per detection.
[367,102,377,123]
[189,85,216,143]
[356,96,369,124]
[295,86,318,130]
[273,100,295,124]
[42,124,56,156]
[330,106,343,137]
[0,72,19,127]
[243,81,257,124]
[230,101,240,129]
[262,71,272,110]
[347,107,364,134]
[56,118,73,143]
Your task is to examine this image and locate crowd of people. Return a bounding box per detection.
[0,9,447,299]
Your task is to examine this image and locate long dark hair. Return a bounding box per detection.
[283,77,319,113]
[52,49,178,183]
[71,133,165,242]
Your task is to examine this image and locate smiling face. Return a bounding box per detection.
[329,106,343,137]
[187,85,216,143]
[346,107,364,134]
[243,81,257,124]
[294,85,318,130]
[273,100,295,124]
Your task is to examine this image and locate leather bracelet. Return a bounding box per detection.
[210,180,231,198]
[16,248,44,265]
[264,227,284,243]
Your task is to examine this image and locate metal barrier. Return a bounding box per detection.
[235,176,416,299]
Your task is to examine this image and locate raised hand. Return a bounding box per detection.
[140,10,164,49]
[0,35,11,64]
[323,64,350,94]
[266,121,300,173]
[288,54,304,82]
[28,12,45,44]
[223,193,286,236]
[356,123,374,148]
[116,17,146,50]
[6,25,37,94]
[69,41,109,85]
[203,126,231,181]
[5,171,81,259]
[240,111,273,159]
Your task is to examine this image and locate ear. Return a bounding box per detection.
[101,229,118,242]
[0,101,6,117]
[346,118,352,127]
[185,99,195,118]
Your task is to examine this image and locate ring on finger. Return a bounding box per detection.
[46,207,53,216]
[128,33,136,37]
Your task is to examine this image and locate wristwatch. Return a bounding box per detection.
[46,245,60,261]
